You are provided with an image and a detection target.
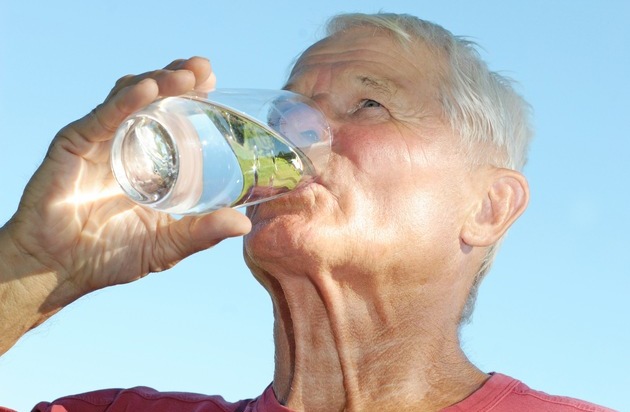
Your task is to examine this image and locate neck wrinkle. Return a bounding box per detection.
[267,271,348,411]
[256,263,486,412]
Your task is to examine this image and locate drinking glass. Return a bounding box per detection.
[110,89,331,215]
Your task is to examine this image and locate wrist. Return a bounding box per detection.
[0,222,80,354]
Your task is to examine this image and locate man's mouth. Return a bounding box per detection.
[247,180,324,222]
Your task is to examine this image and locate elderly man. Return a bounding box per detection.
[0,13,614,412]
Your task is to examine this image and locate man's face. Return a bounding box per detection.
[244,27,482,281]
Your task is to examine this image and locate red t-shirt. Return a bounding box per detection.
[441,373,616,412]
[0,373,616,411]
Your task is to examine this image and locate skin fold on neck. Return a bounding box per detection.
[252,262,489,412]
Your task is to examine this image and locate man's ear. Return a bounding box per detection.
[461,168,530,247]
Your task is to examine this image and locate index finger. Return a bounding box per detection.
[68,78,159,145]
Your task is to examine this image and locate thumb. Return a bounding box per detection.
[164,208,252,261]
[189,208,252,245]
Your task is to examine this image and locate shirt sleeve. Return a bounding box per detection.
[31,386,251,412]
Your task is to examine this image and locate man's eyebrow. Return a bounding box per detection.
[357,75,397,97]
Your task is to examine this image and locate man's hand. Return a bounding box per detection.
[0,57,251,354]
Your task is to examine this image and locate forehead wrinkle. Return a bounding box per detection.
[285,38,403,86]
[287,60,400,93]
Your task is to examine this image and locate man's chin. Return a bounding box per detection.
[244,209,325,267]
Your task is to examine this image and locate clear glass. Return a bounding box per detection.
[110,89,332,215]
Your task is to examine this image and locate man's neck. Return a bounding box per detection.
[257,268,488,412]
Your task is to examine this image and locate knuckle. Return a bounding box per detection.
[92,104,119,134]
[107,75,135,99]
[153,69,174,78]
[115,74,135,86]
[165,58,186,69]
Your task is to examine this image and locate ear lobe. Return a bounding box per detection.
[461,169,529,247]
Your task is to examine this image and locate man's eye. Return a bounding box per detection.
[359,99,382,109]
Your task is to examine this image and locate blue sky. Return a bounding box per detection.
[1,1,628,411]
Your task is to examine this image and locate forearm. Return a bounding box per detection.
[0,223,78,355]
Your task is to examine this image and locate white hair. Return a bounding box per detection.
[325,13,533,170]
[324,13,534,323]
